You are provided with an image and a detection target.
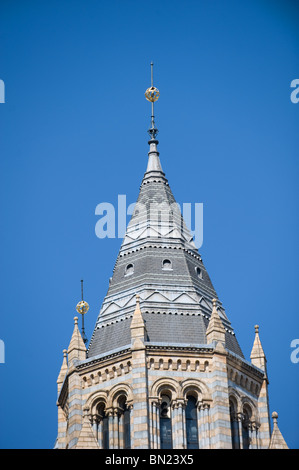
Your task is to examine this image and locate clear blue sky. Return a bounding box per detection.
[0,0,298,449]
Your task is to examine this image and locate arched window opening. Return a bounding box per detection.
[162,259,172,270]
[125,264,134,276]
[242,406,252,449]
[97,403,109,449]
[124,405,131,449]
[229,399,240,449]
[118,395,131,449]
[195,266,202,279]
[186,396,199,449]
[160,394,172,449]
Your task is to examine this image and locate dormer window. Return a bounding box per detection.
[162,259,172,270]
[195,267,202,279]
[125,264,134,276]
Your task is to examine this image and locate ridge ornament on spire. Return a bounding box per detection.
[145,62,160,141]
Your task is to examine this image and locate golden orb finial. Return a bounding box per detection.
[146,62,159,140]
[76,300,89,315]
[145,86,160,102]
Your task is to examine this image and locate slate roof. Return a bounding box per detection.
[87,138,244,359]
[88,313,243,358]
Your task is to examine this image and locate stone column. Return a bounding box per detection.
[230,413,240,449]
[156,403,160,449]
[149,399,159,449]
[248,421,253,449]
[237,413,244,449]
[202,403,211,448]
[252,421,260,449]
[108,410,114,449]
[113,409,119,448]
[119,412,124,449]
[197,404,204,448]
[176,400,186,449]
[172,403,178,449]
[182,403,187,449]
[92,414,98,441]
[98,418,103,449]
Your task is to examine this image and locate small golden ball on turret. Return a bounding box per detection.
[145,86,160,102]
[76,300,89,315]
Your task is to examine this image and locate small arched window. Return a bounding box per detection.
[186,396,199,449]
[160,394,172,449]
[125,264,134,276]
[229,398,240,449]
[97,403,109,449]
[118,395,131,449]
[195,267,202,279]
[242,405,252,449]
[162,259,172,270]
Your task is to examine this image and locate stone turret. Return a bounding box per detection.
[269,412,288,449]
[130,294,147,348]
[250,324,271,447]
[67,316,86,365]
[206,298,226,346]
[250,325,267,373]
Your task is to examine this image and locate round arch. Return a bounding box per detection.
[150,377,181,400]
[107,382,134,409]
[85,390,109,416]
[228,388,242,413]
[180,378,211,403]
[240,396,258,421]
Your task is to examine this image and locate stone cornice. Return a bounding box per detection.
[227,351,264,380]
[77,347,131,371]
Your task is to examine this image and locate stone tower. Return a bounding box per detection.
[55,69,288,450]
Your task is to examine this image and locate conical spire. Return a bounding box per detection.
[269,412,288,449]
[250,325,267,372]
[87,66,244,361]
[67,316,86,365]
[144,62,164,179]
[145,139,164,176]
